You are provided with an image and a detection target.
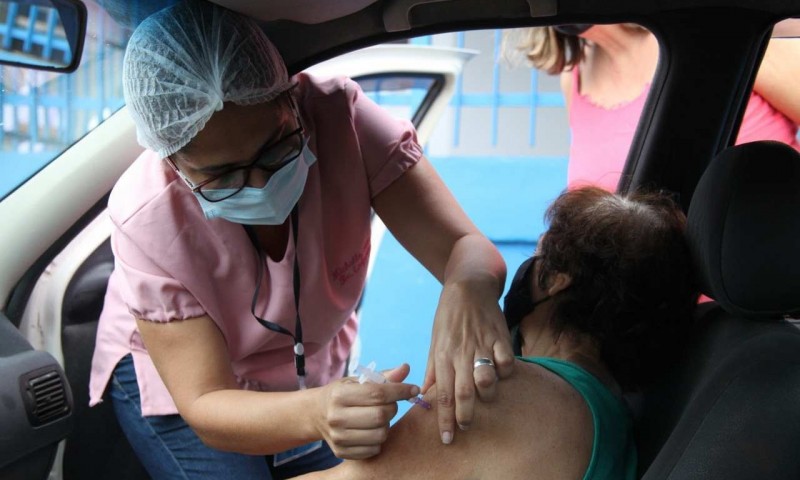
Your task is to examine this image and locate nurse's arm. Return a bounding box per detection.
[135,315,320,453]
[372,156,513,443]
[135,315,418,457]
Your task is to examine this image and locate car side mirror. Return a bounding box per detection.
[0,0,86,73]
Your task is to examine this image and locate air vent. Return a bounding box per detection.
[22,369,70,426]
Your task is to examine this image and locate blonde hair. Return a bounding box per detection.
[503,27,585,75]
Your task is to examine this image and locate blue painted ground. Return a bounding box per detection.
[357,156,567,419]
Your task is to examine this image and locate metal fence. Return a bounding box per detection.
[0,4,127,198]
[410,32,565,148]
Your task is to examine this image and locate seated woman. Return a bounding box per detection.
[294,186,697,480]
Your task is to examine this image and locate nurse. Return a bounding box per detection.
[89,1,511,479]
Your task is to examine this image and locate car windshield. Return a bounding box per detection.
[0,1,131,200]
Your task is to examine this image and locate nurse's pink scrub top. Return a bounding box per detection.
[89,74,423,416]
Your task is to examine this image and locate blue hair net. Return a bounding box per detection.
[122,0,292,158]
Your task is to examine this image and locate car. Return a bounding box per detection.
[1,0,799,479]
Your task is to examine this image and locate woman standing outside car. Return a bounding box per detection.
[509,24,800,191]
[89,1,511,479]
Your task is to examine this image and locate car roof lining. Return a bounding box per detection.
[265,0,798,69]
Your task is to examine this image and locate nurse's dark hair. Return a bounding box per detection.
[536,187,698,390]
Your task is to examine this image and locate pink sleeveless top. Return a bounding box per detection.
[567,66,800,191]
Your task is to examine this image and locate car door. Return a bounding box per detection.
[0,20,472,476]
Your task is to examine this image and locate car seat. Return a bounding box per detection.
[60,240,149,479]
[635,141,800,479]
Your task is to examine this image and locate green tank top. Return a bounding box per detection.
[518,357,637,480]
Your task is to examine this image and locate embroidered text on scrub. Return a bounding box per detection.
[355,361,431,409]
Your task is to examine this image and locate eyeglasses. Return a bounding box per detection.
[168,95,305,203]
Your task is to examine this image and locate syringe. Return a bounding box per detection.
[355,361,431,410]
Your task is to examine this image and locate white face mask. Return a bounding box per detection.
[194,141,317,225]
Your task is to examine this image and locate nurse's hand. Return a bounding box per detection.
[423,278,514,445]
[315,364,419,460]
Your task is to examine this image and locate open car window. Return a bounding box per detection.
[0,1,130,200]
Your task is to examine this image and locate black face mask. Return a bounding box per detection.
[503,256,553,355]
[553,24,593,36]
[503,256,551,332]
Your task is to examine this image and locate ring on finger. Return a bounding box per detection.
[473,357,495,370]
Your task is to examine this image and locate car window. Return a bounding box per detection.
[0,1,130,200]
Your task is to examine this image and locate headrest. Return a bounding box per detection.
[687,141,800,319]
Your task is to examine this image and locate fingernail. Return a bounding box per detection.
[410,385,420,396]
[442,431,452,445]
[458,423,470,431]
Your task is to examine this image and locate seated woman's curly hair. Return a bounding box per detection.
[536,187,698,389]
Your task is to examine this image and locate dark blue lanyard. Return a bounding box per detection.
[244,206,306,389]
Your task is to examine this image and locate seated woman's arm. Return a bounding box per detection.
[294,360,593,480]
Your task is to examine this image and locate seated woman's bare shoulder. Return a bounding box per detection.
[301,358,592,480]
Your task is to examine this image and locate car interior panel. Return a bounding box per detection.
[60,240,150,479]
[0,313,73,480]
[1,1,800,479]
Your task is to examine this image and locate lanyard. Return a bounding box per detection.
[244,206,306,389]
